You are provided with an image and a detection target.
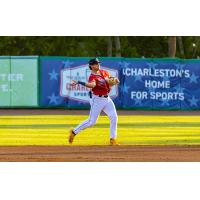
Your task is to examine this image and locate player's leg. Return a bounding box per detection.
[69,97,105,144]
[102,97,118,145]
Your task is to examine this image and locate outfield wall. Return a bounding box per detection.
[0,56,200,110]
[0,56,38,107]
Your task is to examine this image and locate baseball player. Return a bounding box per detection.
[69,58,120,145]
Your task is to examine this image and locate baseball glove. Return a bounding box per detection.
[106,77,120,86]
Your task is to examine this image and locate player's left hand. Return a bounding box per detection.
[106,77,120,86]
[70,80,77,86]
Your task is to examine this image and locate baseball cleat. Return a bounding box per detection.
[110,138,119,146]
[69,129,76,144]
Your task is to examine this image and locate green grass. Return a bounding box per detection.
[1,115,200,145]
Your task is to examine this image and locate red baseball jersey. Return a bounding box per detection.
[88,69,111,95]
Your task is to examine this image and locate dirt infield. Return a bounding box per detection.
[1,145,200,162]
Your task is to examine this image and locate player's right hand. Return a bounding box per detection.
[70,80,77,86]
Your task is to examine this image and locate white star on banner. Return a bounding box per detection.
[48,69,58,81]
[134,98,142,105]
[174,84,185,93]
[189,73,199,84]
[48,93,60,105]
[124,62,130,68]
[175,64,185,70]
[62,60,74,68]
[147,62,157,70]
[161,100,170,106]
[189,96,198,107]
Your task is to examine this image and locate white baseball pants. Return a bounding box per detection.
[73,95,118,139]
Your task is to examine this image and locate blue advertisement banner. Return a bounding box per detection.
[39,57,200,110]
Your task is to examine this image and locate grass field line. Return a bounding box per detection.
[1,115,200,121]
[0,115,200,145]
